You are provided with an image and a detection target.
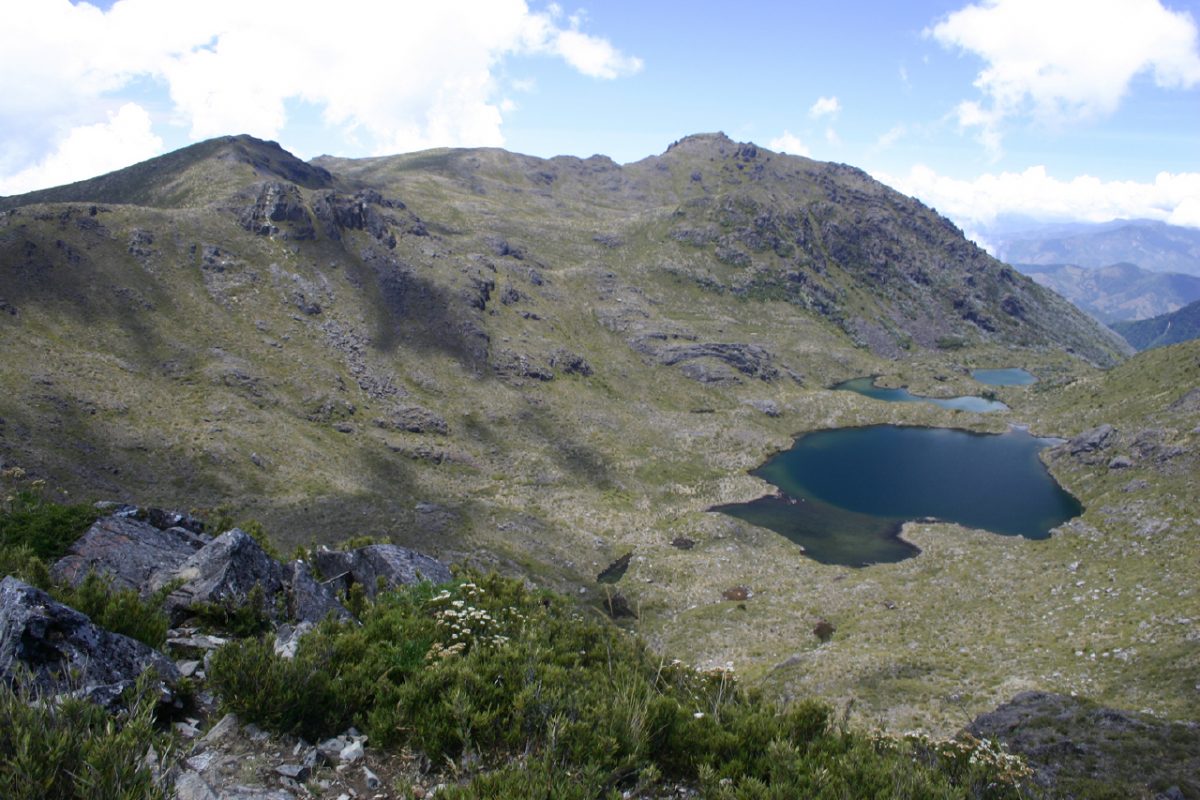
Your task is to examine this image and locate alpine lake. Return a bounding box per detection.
[715,370,1080,567]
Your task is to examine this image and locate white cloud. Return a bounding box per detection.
[875,124,907,150]
[824,127,841,145]
[0,0,642,190]
[552,29,643,79]
[809,96,841,118]
[928,0,1200,148]
[877,163,1200,232]
[768,131,811,157]
[0,103,162,196]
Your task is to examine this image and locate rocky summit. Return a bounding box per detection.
[1,134,1197,797]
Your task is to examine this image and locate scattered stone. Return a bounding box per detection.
[274,764,310,782]
[175,771,221,800]
[201,713,241,748]
[273,621,315,660]
[722,586,751,601]
[363,765,382,790]
[177,659,202,678]
[175,720,202,739]
[746,399,781,417]
[1108,455,1134,469]
[0,576,180,709]
[339,740,365,764]
[549,348,594,377]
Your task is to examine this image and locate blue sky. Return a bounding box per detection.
[2,0,1198,242]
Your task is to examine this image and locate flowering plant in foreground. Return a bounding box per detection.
[871,728,1033,792]
[425,581,526,661]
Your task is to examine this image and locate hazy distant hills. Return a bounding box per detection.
[1111,298,1200,350]
[989,219,1200,275]
[1015,261,1200,323]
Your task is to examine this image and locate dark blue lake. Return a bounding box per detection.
[972,368,1037,386]
[713,425,1081,567]
[833,377,1008,413]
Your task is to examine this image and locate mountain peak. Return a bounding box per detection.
[0,134,332,210]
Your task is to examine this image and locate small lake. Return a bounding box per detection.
[713,425,1081,567]
[833,377,1008,413]
[972,368,1037,386]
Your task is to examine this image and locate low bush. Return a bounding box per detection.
[0,483,99,562]
[209,572,1031,798]
[50,571,172,650]
[0,671,171,800]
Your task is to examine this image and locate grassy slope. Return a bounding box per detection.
[1,136,1190,740]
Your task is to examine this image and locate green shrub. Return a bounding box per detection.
[50,572,171,650]
[207,634,349,741]
[0,670,171,800]
[207,572,1032,798]
[0,491,99,562]
[0,543,52,588]
[190,584,273,637]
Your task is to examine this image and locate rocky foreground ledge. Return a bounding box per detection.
[2,502,1198,799]
[1,502,453,799]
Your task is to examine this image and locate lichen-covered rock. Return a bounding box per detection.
[1067,423,1116,456]
[157,529,287,622]
[51,515,210,594]
[374,405,449,435]
[287,560,350,624]
[0,576,179,707]
[237,182,314,239]
[313,544,451,600]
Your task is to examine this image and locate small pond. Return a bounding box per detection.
[713,424,1081,567]
[833,376,1008,413]
[972,368,1037,386]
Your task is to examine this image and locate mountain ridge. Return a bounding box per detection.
[7,133,1193,742]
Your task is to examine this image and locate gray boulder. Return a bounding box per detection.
[288,560,351,624]
[51,515,210,593]
[313,544,451,600]
[0,576,179,707]
[157,529,288,623]
[375,404,449,435]
[1067,424,1116,456]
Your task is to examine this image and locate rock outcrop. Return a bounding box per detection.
[50,514,211,593]
[313,544,452,600]
[0,576,180,708]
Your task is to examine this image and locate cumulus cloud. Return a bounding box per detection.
[0,0,641,190]
[928,0,1200,149]
[553,29,643,78]
[809,96,841,118]
[0,103,162,196]
[877,163,1200,233]
[768,131,811,157]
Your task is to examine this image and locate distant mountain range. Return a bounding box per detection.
[986,219,1200,276]
[1110,298,1200,350]
[1015,261,1200,323]
[988,219,1200,276]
